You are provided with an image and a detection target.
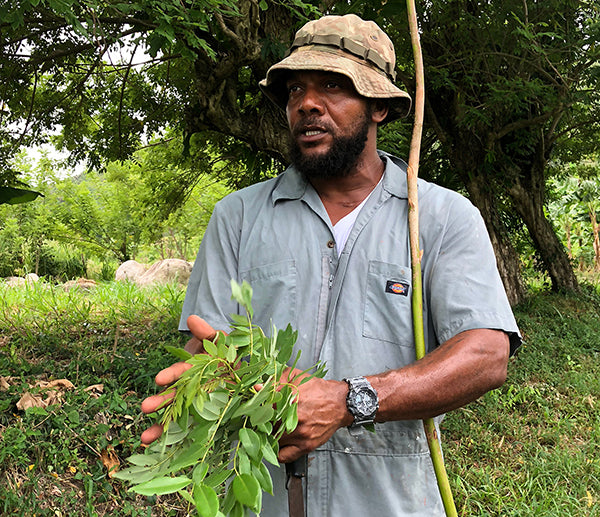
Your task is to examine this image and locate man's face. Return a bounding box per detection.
[285,71,374,179]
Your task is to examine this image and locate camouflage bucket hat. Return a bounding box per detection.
[259,14,412,123]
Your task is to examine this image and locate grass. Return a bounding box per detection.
[1,279,600,516]
[443,284,600,516]
[0,280,188,516]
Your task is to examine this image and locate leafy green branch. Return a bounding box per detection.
[114,279,326,516]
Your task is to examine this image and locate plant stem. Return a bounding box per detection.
[405,1,458,515]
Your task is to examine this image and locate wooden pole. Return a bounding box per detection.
[405,2,458,515]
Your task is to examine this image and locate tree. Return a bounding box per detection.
[410,0,599,302]
[3,0,600,302]
[0,0,322,172]
[0,144,231,277]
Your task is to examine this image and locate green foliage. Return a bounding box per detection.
[0,186,43,205]
[1,0,320,176]
[0,143,231,278]
[547,158,600,271]
[0,216,25,277]
[115,280,326,516]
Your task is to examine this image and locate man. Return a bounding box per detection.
[141,14,521,516]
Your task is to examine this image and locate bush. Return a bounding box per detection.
[26,242,87,281]
[0,217,25,277]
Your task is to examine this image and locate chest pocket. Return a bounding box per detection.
[240,259,297,332]
[362,260,414,347]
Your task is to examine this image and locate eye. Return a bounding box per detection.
[287,84,302,94]
[325,81,340,89]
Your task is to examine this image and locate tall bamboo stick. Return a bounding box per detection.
[405,2,458,516]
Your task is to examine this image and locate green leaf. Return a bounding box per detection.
[125,454,159,467]
[250,403,274,427]
[164,345,192,361]
[192,463,210,485]
[275,324,298,364]
[232,473,261,510]
[194,483,219,517]
[131,476,191,496]
[67,409,80,424]
[163,422,190,445]
[229,313,250,326]
[238,428,262,461]
[232,383,272,418]
[229,501,245,517]
[203,338,218,357]
[204,468,232,489]
[226,343,237,363]
[237,448,252,474]
[240,281,254,317]
[184,372,203,407]
[167,439,209,472]
[230,279,254,317]
[230,279,243,305]
[0,186,43,205]
[253,462,274,495]
[261,440,279,466]
[284,406,299,433]
[113,465,162,484]
[197,390,229,420]
[179,488,195,505]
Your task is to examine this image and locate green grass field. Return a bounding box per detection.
[1,280,599,516]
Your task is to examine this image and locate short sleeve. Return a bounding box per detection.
[424,193,521,355]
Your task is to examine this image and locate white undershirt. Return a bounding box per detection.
[332,173,384,257]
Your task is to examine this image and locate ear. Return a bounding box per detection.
[370,100,389,124]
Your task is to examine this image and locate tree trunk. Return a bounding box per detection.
[509,181,578,291]
[465,176,526,306]
[565,222,573,260]
[185,0,293,165]
[590,206,600,272]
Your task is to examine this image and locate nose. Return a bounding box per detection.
[297,86,324,115]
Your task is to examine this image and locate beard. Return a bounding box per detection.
[289,110,371,180]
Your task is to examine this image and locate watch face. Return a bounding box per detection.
[351,388,378,416]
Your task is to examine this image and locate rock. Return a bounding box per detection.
[4,276,26,287]
[63,278,97,291]
[25,273,39,284]
[3,274,39,287]
[136,259,193,287]
[115,260,148,283]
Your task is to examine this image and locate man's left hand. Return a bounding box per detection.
[277,369,351,463]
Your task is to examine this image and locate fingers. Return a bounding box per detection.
[187,315,218,341]
[141,386,177,414]
[140,423,164,445]
[139,316,224,447]
[184,335,204,355]
[154,361,193,387]
[139,388,177,446]
[278,444,305,464]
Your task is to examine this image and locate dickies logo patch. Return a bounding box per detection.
[385,280,409,296]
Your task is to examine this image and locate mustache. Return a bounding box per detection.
[291,117,334,138]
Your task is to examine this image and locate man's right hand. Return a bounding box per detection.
[139,315,218,445]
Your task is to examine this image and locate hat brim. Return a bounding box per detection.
[259,46,412,124]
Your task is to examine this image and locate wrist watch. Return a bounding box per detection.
[344,376,379,427]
